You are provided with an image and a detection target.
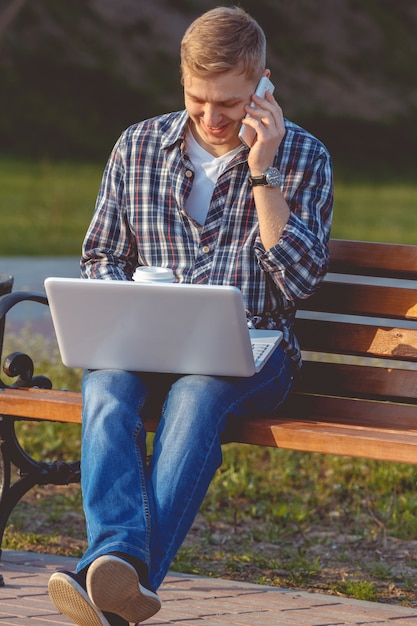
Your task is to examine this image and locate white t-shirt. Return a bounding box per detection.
[185,129,241,226]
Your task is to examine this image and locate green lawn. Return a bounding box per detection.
[331,176,417,244]
[0,159,102,256]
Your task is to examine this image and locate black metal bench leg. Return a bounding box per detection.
[0,437,41,586]
[0,417,81,586]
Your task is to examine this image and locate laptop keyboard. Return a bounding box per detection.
[251,342,270,366]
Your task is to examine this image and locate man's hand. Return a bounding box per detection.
[243,90,285,175]
[243,90,289,251]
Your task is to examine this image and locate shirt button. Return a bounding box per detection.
[202,245,210,254]
[185,170,193,178]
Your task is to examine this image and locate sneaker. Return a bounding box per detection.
[48,570,129,626]
[87,554,161,624]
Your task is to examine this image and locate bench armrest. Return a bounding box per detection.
[0,291,48,320]
[0,291,51,390]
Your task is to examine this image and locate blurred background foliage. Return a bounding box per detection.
[1,0,417,173]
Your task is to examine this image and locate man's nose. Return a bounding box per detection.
[203,104,221,126]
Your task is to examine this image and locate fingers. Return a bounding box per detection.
[244,91,285,169]
[243,92,284,149]
[248,91,282,126]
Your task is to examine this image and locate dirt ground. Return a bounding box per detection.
[8,484,417,608]
[181,512,417,607]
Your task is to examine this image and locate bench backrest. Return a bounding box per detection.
[295,239,417,404]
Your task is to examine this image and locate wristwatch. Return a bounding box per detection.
[248,166,282,187]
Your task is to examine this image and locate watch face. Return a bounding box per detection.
[265,167,281,186]
[248,167,282,187]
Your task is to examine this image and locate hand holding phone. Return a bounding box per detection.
[238,76,275,148]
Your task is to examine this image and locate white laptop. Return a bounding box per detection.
[44,277,282,377]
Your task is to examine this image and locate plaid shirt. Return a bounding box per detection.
[81,109,333,371]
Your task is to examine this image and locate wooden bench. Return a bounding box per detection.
[1,238,417,585]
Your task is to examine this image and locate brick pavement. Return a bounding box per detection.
[0,551,416,625]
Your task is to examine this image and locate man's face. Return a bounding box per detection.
[183,68,257,157]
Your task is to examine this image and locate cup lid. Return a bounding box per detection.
[133,266,175,282]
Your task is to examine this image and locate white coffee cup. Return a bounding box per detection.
[133,266,175,283]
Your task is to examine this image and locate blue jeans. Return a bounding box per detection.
[76,346,293,591]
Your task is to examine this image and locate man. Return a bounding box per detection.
[48,6,333,625]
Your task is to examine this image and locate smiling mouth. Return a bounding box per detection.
[204,122,229,134]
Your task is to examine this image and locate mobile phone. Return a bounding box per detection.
[238,76,275,148]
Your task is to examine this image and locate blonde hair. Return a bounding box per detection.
[180,6,266,82]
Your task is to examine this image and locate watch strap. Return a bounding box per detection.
[248,167,282,188]
[248,174,268,186]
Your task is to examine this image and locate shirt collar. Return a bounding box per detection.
[160,109,248,169]
[160,110,190,149]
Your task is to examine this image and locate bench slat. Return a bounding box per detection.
[279,392,417,430]
[235,417,417,464]
[0,388,82,423]
[298,282,417,320]
[229,394,417,463]
[329,239,417,279]
[299,361,417,403]
[3,384,417,430]
[3,388,417,464]
[295,318,417,361]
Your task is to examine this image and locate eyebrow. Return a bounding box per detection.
[186,91,243,107]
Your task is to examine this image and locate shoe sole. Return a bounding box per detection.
[48,571,110,626]
[87,555,161,623]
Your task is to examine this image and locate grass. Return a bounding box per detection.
[0,158,102,256]
[333,581,378,602]
[331,175,417,244]
[1,159,417,605]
